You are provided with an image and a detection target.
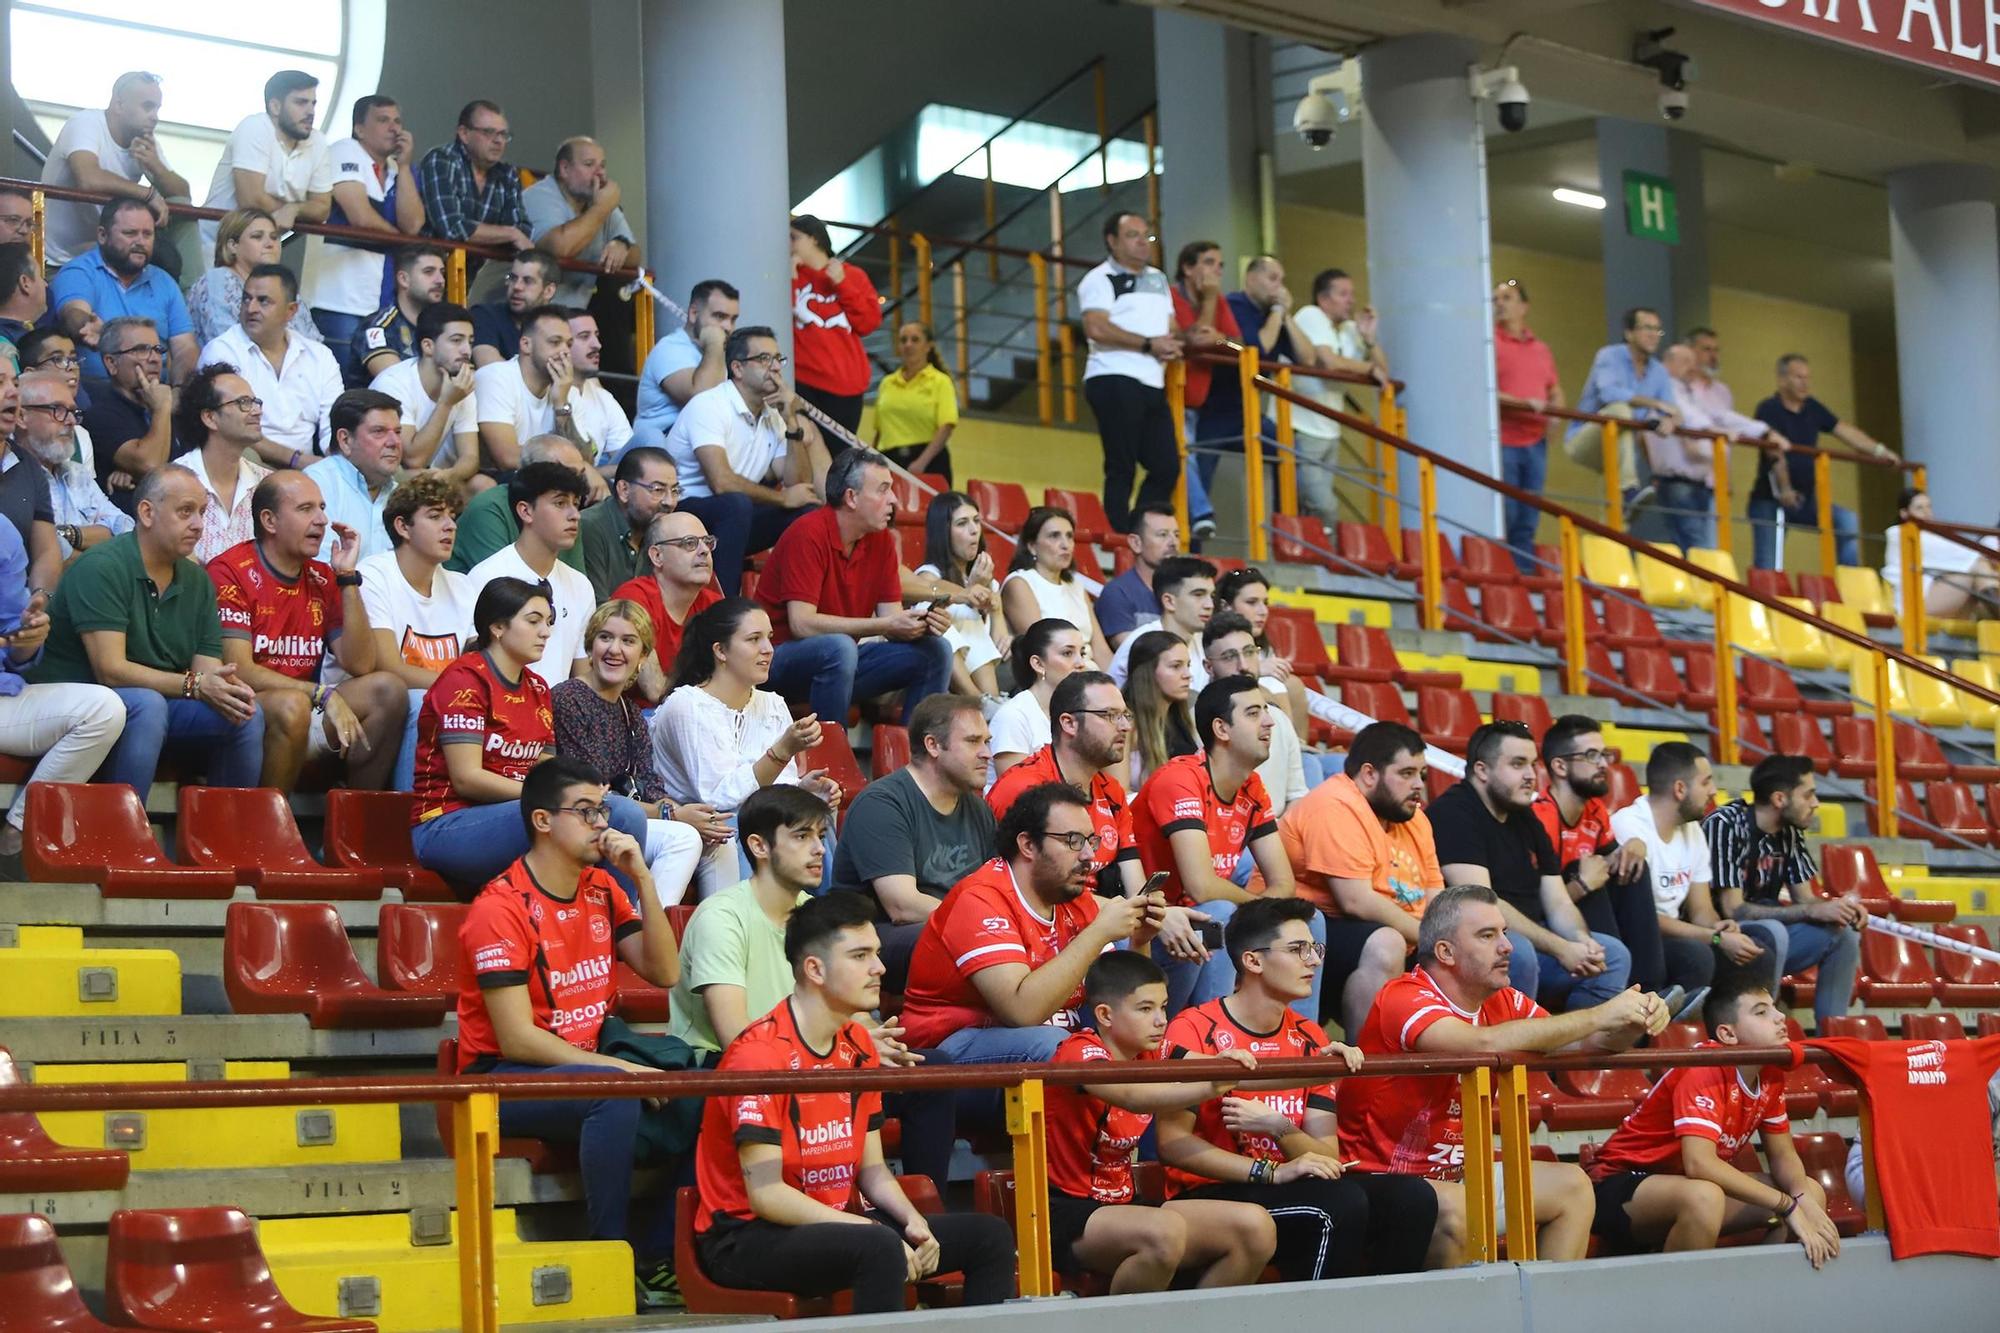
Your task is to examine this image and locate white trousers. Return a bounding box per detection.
[0,682,126,829]
[645,817,705,908]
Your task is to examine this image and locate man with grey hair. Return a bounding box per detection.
[16,370,130,560]
[1338,882,1668,1267]
[444,432,592,574]
[755,446,951,725]
[1748,352,1891,570]
[79,316,175,517]
[41,72,190,266]
[0,361,62,597]
[522,137,640,308]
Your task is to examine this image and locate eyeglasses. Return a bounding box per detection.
[1066,706,1133,726]
[554,802,611,827]
[1036,830,1095,854]
[219,394,263,412]
[28,354,79,370]
[20,403,77,423]
[1258,940,1325,962]
[628,480,678,499]
[1207,645,1260,667]
[1554,748,1606,766]
[652,534,718,553]
[106,343,167,359]
[737,352,788,368]
[469,125,513,141]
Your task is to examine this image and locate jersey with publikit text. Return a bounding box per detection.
[411,650,554,824]
[695,999,883,1234]
[206,539,342,680]
[1133,754,1275,907]
[1046,1031,1159,1203]
[987,745,1140,885]
[1337,967,1546,1179]
[1588,1043,1789,1179]
[453,859,638,1071]
[1162,997,1338,1196]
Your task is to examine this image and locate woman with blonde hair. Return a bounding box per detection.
[187,207,323,346]
[1122,628,1197,788]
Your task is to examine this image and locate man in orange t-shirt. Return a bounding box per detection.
[1279,722,1441,1037]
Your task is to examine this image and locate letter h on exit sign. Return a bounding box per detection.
[1623,171,1679,245]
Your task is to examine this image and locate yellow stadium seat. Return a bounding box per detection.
[1834,565,1892,621]
[1581,535,1639,592]
[1950,658,2000,729]
[1936,618,1979,641]
[1636,544,1697,609]
[1819,602,1867,670]
[0,926,178,1017]
[1267,588,1394,628]
[1772,597,1831,670]
[1689,547,1740,585]
[1847,654,1913,715]
[262,1210,635,1330]
[1810,801,1848,839]
[1979,620,2000,664]
[1721,596,1778,659]
[1906,654,1969,727]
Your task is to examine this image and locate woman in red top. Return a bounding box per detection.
[789,214,881,439]
[410,576,650,895]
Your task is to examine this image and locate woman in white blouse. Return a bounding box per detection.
[649,597,842,897]
[913,489,1005,705]
[1882,488,1999,619]
[988,618,1087,777]
[1000,505,1112,669]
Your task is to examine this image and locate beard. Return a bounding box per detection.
[1369,787,1418,824]
[1568,769,1610,798]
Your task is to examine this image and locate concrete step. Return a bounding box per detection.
[0,882,396,933]
[0,1012,450,1064]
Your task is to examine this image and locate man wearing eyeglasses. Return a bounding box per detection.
[15,370,129,561]
[611,510,721,705]
[0,360,62,599]
[578,445,675,601]
[79,316,175,516]
[0,243,46,348]
[1564,306,1682,507]
[50,198,197,383]
[418,100,533,272]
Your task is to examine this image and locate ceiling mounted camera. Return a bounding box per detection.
[1468,64,1530,134]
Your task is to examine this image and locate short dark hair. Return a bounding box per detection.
[518,754,604,842]
[383,472,464,548]
[1194,675,1262,750]
[1702,977,1771,1036]
[1541,713,1603,763]
[457,99,505,129]
[911,693,982,757]
[1225,897,1318,975]
[173,362,240,450]
[1049,670,1116,732]
[689,278,740,308]
[1128,502,1178,536]
[1897,486,1925,515]
[1646,740,1706,792]
[0,243,36,299]
[1750,753,1815,805]
[98,196,153,231]
[1153,555,1216,602]
[508,460,588,521]
[825,447,890,510]
[784,891,877,971]
[1102,210,1144,246]
[994,780,1090,862]
[1467,719,1535,773]
[245,262,298,304]
[788,214,833,257]
[1174,240,1219,281]
[350,94,397,130]
[725,324,777,369]
[1685,325,1717,342]
[520,303,569,341]
[263,70,319,108]
[417,300,473,351]
[1311,267,1349,301]
[1623,306,1660,332]
[513,248,562,289]
[1776,352,1809,376]
[1213,567,1270,609]
[11,327,72,370]
[330,388,400,444]
[1084,950,1167,1016]
[739,784,832,867]
[614,446,673,486]
[395,242,447,276]
[1344,721,1424,778]
[1202,609,1255,651]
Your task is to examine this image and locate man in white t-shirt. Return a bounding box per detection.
[1288,268,1390,527]
[303,94,427,385]
[1078,211,1180,535]
[473,304,593,478]
[200,71,334,254]
[464,460,594,686]
[1106,555,1215,691]
[1202,613,1308,823]
[564,308,634,465]
[40,73,189,265]
[1608,741,1760,1006]
[369,301,480,482]
[357,472,475,789]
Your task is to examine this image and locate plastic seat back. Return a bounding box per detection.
[22,782,235,898]
[1924,781,1991,845]
[1273,514,1334,567]
[1862,778,1928,838]
[225,901,445,1029]
[177,787,383,899]
[106,1206,372,1331]
[1771,597,1832,670]
[1733,711,1773,761]
[1333,520,1394,574]
[1623,645,1684,707]
[1748,568,1796,601]
[1820,844,1888,901]
[1859,928,1938,991]
[1823,1014,1890,1041]
[1790,1131,1866,1233]
[1830,716,1876,774]
[803,728,869,809]
[1044,488,1114,545]
[324,789,442,891]
[1901,1011,1967,1042]
[1401,527,1460,579]
[0,1212,117,1332]
[1417,687,1481,752]
[1459,536,1517,585]
[1580,536,1639,591]
[1440,578,1483,636]
[1935,924,2000,987]
[1491,693,1555,741]
[1342,681,1413,728]
[891,472,944,526]
[1771,713,1834,772]
[1477,583,1540,644]
[1603,597,1662,647]
[871,724,912,780]
[892,525,927,569]
[0,1047,130,1194]
[1681,644,1717,705]
[1606,762,1641,811]
[1834,566,1891,617]
[1264,606,1333,678]
[1741,656,1803,711]
[377,902,468,995]
[966,479,1030,534]
[1336,625,1402,677]
[1636,546,1697,609]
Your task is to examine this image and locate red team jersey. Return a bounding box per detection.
[1132,755,1276,907]
[1046,1031,1159,1203]
[1162,998,1339,1196]
[411,651,554,824]
[1589,1043,1789,1180]
[898,858,1106,1048]
[695,1000,883,1235]
[454,860,640,1071]
[206,540,342,680]
[1338,968,1546,1179]
[987,747,1140,885]
[1530,791,1615,870]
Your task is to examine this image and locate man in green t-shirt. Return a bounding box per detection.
[30,467,263,792]
[443,433,592,574]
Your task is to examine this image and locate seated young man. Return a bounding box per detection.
[693,891,1015,1313]
[1157,898,1439,1280]
[1337,884,1669,1266]
[453,755,683,1307]
[1045,951,1277,1292]
[1587,979,1841,1267]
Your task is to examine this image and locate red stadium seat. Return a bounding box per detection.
[0,1212,119,1332]
[803,728,869,812]
[1786,1018,1858,1114]
[1830,717,1880,778]
[1606,761,1641,811]
[1528,1070,1634,1130]
[1791,1132,1867,1236]
[1603,598,1663,649]
[891,473,947,527]
[1924,780,1993,846]
[1728,711,1774,763]
[1892,722,1950,782]
[105,1206,374,1331]
[176,787,384,901]
[0,1048,128,1194]
[1491,693,1555,742]
[1273,514,1337,570]
[1539,587,1604,649]
[1934,923,2000,1006]
[1770,713,1835,773]
[1819,842,1956,922]
[23,783,235,898]
[1333,520,1395,575]
[1044,488,1114,545]
[1439,578,1484,637]
[1980,1013,2000,1038]
[323,790,451,901]
[1747,568,1796,602]
[966,479,1030,534]
[1854,928,1939,1007]
[1900,1011,1967,1042]
[1551,1065,1650,1114]
[613,961,670,1024]
[375,903,467,996]
[871,724,912,779]
[1263,607,1334,682]
[1335,625,1462,690]
[1863,778,1930,841]
[434,1040,572,1174]
[1458,536,1518,586]
[1796,573,1840,611]
[1342,682,1414,730]
[1742,657,1849,717]
[1417,687,1481,754]
[1586,643,1681,708]
[1398,528,1460,582]
[224,901,449,1029]
[1822,1014,1889,1041]
[1466,582,1541,646]
[1425,766,1458,804]
[1681,645,1718,712]
[1945,746,2000,785]
[893,525,927,569]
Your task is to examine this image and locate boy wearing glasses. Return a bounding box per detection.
[454,754,682,1306]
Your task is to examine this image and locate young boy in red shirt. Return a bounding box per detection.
[1044,950,1275,1291]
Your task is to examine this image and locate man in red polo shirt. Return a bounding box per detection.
[611,508,722,703]
[755,447,951,726]
[1491,278,1563,573]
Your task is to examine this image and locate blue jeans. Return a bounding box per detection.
[767,634,952,727]
[1192,410,1281,516]
[1738,919,1860,1032]
[99,689,264,794]
[1181,409,1213,523]
[1747,493,1860,570]
[1505,929,1633,1011]
[484,1060,664,1257]
[1499,440,1547,573]
[410,793,649,896]
[1154,895,1326,1023]
[937,1022,1069,1132]
[311,308,367,387]
[1653,477,1715,555]
[392,688,423,792]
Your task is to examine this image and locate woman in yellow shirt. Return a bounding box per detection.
[873,321,960,483]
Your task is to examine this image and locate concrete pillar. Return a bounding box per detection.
[1153,10,1259,269]
[641,0,792,356]
[1360,34,1498,538]
[1888,164,2000,523]
[1594,119,1709,341]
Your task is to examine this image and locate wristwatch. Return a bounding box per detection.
[57,524,80,549]
[335,572,364,588]
[785,426,805,441]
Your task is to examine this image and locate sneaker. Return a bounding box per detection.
[635,1259,683,1311]
[1192,515,1218,540]
[1672,985,1710,1026]
[1624,483,1656,515]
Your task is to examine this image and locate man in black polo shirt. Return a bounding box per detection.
[78,315,175,516]
[1748,353,1895,571]
[1430,721,1633,1012]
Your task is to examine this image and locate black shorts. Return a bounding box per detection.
[1322,916,1408,995]
[1048,1190,1109,1275]
[1589,1170,1653,1255]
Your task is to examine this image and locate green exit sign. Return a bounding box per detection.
[1624,171,1679,244]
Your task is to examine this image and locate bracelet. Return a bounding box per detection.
[287,450,304,470]
[311,684,329,712]
[182,669,197,699]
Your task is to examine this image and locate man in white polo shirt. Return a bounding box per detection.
[200,71,333,254]
[196,264,344,467]
[303,94,427,386]
[663,324,827,597]
[1079,211,1180,535]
